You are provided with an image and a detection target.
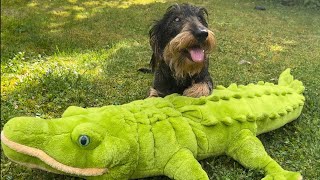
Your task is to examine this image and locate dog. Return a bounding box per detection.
[148,3,216,98]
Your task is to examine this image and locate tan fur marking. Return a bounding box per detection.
[183,82,211,98]
[1,131,108,176]
[148,87,160,97]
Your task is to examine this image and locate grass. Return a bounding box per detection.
[1,0,320,179]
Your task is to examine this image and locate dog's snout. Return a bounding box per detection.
[194,28,208,43]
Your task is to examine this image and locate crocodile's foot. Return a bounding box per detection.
[262,171,302,180]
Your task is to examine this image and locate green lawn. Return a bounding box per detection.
[1,0,319,179]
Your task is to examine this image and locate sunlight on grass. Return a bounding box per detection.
[1,41,133,95]
[68,0,78,4]
[101,0,166,9]
[51,10,70,17]
[270,44,284,52]
[47,0,166,21]
[75,12,89,20]
[27,2,38,7]
[282,39,298,46]
[83,1,101,7]
[69,5,85,11]
[48,22,65,29]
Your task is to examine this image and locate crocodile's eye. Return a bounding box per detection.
[78,135,90,146]
[72,123,104,149]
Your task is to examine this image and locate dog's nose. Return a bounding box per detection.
[194,28,208,43]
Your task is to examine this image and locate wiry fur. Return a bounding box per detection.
[149,3,216,98]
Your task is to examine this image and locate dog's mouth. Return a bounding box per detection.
[183,46,205,63]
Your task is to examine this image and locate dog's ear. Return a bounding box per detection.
[199,7,208,17]
[167,3,181,12]
[149,20,163,71]
[198,7,209,27]
[149,4,181,71]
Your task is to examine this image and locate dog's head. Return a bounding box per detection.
[150,3,216,77]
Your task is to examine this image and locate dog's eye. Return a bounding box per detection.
[174,17,180,22]
[197,16,202,21]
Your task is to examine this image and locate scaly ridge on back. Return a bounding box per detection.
[278,68,305,93]
[162,69,305,134]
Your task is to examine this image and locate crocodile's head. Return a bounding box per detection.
[1,106,139,179]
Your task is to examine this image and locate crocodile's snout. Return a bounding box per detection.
[1,116,109,177]
[2,117,49,146]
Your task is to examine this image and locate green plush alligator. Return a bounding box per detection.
[1,69,305,180]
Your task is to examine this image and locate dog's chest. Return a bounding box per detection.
[175,76,193,89]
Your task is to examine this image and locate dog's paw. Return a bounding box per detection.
[183,83,210,98]
[148,87,160,98]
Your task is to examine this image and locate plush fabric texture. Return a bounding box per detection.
[1,69,305,180]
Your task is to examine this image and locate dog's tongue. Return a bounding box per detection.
[188,48,205,62]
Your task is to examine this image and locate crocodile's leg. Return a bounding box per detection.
[164,148,209,180]
[226,129,302,180]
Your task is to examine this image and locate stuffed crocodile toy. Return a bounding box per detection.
[1,69,305,180]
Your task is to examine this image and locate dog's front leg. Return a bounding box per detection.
[183,82,211,98]
[148,87,160,97]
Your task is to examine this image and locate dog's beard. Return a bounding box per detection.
[163,30,216,78]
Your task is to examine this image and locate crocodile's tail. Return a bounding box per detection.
[278,68,304,94]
